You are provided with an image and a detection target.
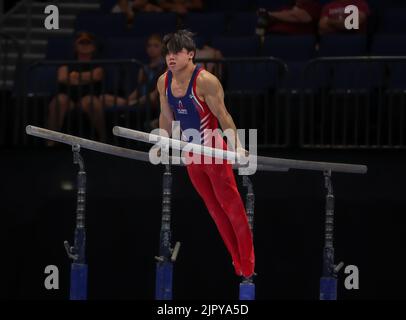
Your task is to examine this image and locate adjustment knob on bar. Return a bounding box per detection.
[171,242,181,262]
[334,261,345,273]
[64,240,78,261]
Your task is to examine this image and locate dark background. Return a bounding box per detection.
[2,146,405,300]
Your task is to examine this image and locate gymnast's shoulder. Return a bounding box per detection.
[157,72,168,92]
[195,69,221,89]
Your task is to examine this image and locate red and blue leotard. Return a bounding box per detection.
[165,65,255,277]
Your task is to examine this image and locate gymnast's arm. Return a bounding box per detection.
[268,6,313,23]
[157,72,174,136]
[196,70,245,153]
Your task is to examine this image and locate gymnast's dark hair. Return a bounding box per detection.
[162,29,196,57]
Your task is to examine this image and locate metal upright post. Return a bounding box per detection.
[320,170,344,300]
[155,164,181,300]
[64,144,88,300]
[239,176,256,300]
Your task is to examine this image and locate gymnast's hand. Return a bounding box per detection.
[236,147,249,158]
[154,145,170,159]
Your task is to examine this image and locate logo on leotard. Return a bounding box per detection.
[177,100,188,115]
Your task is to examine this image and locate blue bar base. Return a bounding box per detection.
[70,263,88,300]
[239,281,255,300]
[155,262,173,300]
[320,277,337,300]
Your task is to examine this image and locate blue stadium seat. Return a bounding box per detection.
[318,0,332,6]
[304,62,385,90]
[102,64,140,97]
[385,63,406,89]
[262,35,316,60]
[102,37,146,94]
[183,13,226,38]
[371,35,406,55]
[367,0,385,11]
[262,36,315,90]
[100,0,117,13]
[318,35,367,57]
[193,36,207,49]
[368,0,406,11]
[333,63,384,90]
[210,36,280,92]
[389,0,406,7]
[128,13,177,37]
[211,36,259,57]
[284,61,306,90]
[378,8,406,34]
[206,0,252,12]
[225,61,282,92]
[46,37,75,60]
[255,0,292,10]
[75,13,127,37]
[103,37,148,61]
[371,36,406,89]
[25,65,59,96]
[227,12,257,36]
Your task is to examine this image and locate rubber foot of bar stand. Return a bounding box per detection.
[239,278,255,300]
[320,277,337,300]
[70,263,88,300]
[155,262,173,300]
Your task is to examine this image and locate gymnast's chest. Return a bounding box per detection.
[170,80,189,99]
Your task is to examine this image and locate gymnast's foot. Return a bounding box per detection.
[241,272,257,282]
[240,257,255,279]
[233,261,256,280]
[232,261,243,277]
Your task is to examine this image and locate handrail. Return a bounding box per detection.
[28,59,145,67]
[304,56,406,78]
[196,56,288,72]
[307,56,406,65]
[0,0,29,26]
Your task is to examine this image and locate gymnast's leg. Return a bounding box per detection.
[186,162,244,276]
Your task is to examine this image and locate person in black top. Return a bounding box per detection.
[47,31,106,144]
[101,34,166,129]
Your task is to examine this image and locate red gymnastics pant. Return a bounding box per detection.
[186,160,255,278]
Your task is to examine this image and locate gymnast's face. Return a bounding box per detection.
[165,48,194,72]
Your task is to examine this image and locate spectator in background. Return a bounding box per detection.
[112,0,162,25]
[158,0,203,14]
[319,0,370,35]
[47,32,106,145]
[101,34,166,128]
[258,0,321,34]
[195,40,224,80]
